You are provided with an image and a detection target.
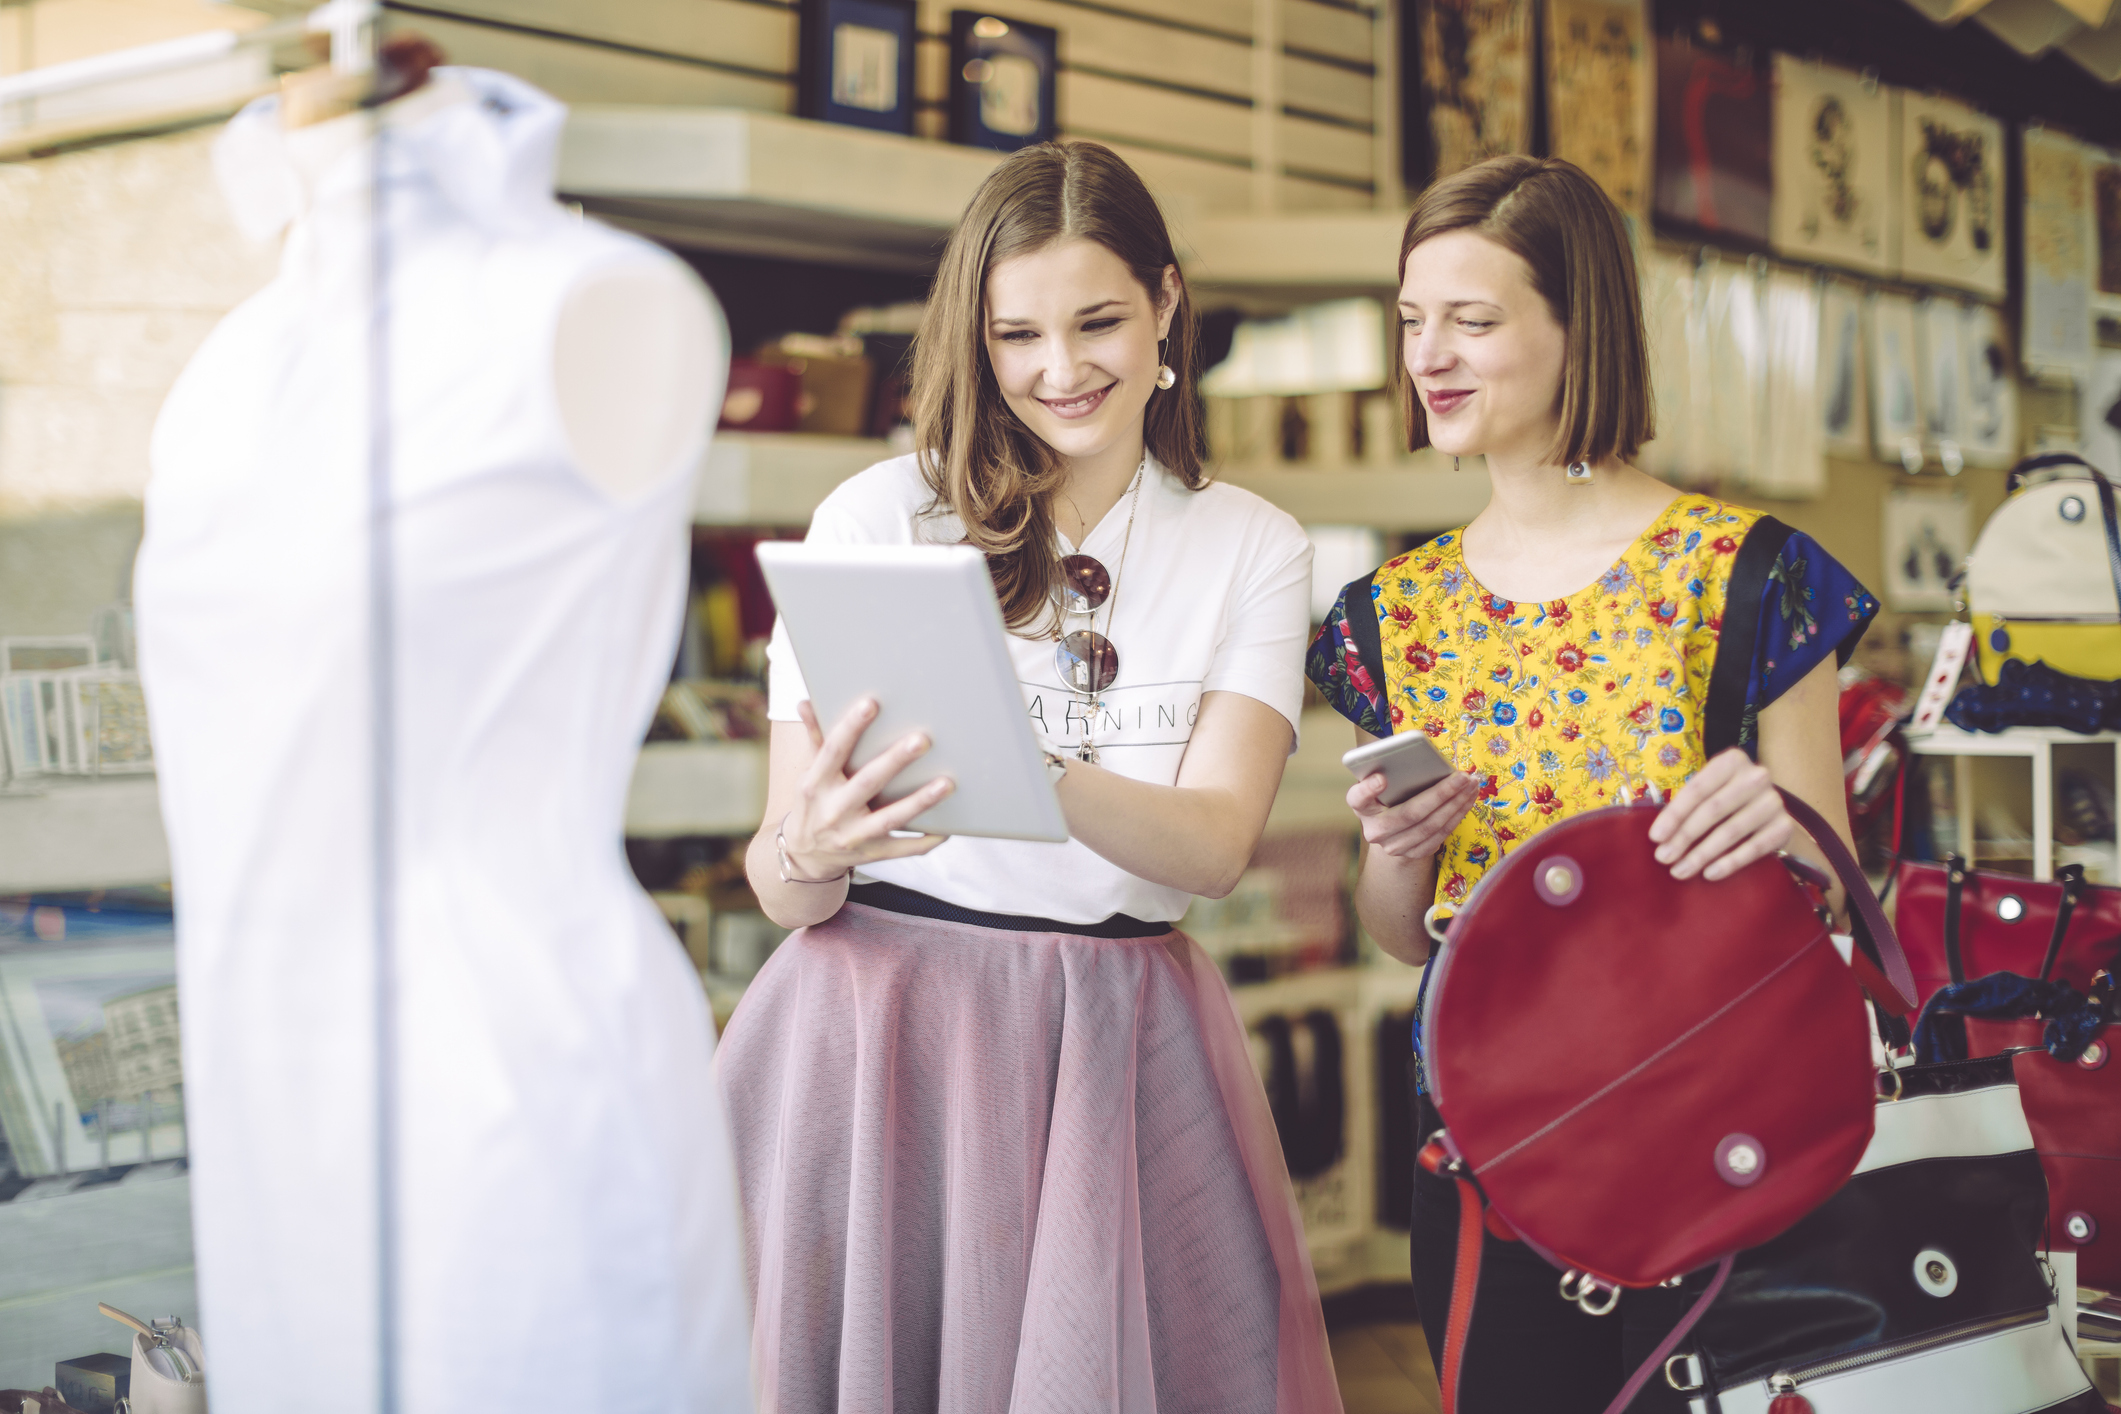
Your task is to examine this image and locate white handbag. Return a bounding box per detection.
[98,1306,206,1414]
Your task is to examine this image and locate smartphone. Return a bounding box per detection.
[1341,732,1457,807]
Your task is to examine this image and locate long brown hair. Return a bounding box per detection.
[1396,155,1653,466]
[911,141,1204,634]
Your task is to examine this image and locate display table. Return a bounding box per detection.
[1903,725,2121,879]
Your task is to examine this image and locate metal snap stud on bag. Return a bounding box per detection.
[2065,1211,2099,1244]
[1913,1248,1959,1297]
[1997,894,2026,922]
[1534,855,1583,906]
[1715,1133,1767,1187]
[2079,1041,2109,1071]
[2060,494,2087,523]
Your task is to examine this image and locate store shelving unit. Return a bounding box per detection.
[0,778,169,894]
[1904,725,2121,879]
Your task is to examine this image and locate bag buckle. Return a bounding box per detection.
[1664,1352,1704,1392]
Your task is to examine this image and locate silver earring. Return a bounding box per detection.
[1565,460,1594,485]
[1154,365,1176,390]
[1453,456,1461,472]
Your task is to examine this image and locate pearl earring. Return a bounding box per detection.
[1565,460,1594,485]
[1154,364,1176,390]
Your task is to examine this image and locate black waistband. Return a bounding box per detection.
[846,881,1173,939]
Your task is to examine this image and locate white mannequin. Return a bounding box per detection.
[281,73,722,498]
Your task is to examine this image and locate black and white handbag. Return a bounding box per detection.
[1660,1052,2100,1413]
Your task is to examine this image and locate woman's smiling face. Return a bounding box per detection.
[984,237,1177,464]
[1398,228,1568,465]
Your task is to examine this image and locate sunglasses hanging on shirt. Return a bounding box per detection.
[1052,464,1142,764]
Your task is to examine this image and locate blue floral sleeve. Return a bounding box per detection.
[1746,531,1878,727]
[1305,581,1390,738]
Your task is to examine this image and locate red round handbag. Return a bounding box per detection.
[1418,793,1912,1413]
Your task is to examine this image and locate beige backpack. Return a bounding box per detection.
[1964,454,2121,684]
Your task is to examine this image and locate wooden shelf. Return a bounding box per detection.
[1180,210,1408,289]
[557,108,1003,271]
[1219,459,1491,530]
[696,435,1489,533]
[694,432,889,525]
[0,778,169,894]
[623,740,767,838]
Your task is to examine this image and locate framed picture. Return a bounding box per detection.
[949,11,1058,152]
[1413,0,1533,181]
[1544,0,1651,221]
[1870,291,1925,470]
[1654,37,1771,244]
[2095,145,2121,314]
[797,0,919,135]
[1881,489,1971,613]
[1897,91,2005,300]
[2023,127,2095,372]
[1770,56,1894,276]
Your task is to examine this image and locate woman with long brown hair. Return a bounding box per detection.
[717,142,1342,1411]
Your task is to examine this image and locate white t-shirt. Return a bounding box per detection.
[765,452,1313,924]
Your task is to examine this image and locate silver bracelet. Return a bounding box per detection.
[775,815,851,886]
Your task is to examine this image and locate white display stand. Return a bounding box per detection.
[1904,725,2121,879]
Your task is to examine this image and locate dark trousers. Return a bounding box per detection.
[1409,1099,1690,1414]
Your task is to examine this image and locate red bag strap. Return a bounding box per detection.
[1418,1135,1487,1414]
[1780,789,1918,1016]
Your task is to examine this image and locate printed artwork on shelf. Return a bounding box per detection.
[2023,128,2096,370]
[1654,39,1772,243]
[1870,291,1925,470]
[1415,0,1532,179]
[2097,148,2121,309]
[1960,303,2017,469]
[1917,297,1964,461]
[1696,257,1766,485]
[1898,92,2005,299]
[1882,489,1971,613]
[1756,269,1826,498]
[1770,56,1894,276]
[1819,280,1870,460]
[1544,0,1651,220]
[796,0,920,134]
[948,11,1059,152]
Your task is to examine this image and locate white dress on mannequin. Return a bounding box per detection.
[134,68,752,1414]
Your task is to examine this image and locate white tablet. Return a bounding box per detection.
[755,541,1069,843]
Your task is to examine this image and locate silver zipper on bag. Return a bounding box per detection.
[1764,1308,2046,1394]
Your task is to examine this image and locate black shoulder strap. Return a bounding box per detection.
[1345,568,1388,730]
[1703,514,1796,759]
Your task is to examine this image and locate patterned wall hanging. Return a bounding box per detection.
[1770,56,1894,276]
[1818,279,1871,461]
[1414,0,1533,180]
[1653,38,1772,244]
[1897,91,2006,300]
[1869,290,1925,471]
[1917,296,1966,467]
[1756,269,1827,497]
[2023,126,2096,372]
[1959,302,2017,469]
[1543,0,1652,221]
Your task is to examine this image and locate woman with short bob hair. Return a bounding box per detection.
[1307,155,1876,1410]
[719,141,1342,1411]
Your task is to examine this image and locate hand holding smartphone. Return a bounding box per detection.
[1341,731,1456,807]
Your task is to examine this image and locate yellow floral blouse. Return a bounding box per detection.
[1305,494,1878,917]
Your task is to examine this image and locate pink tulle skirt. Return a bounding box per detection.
[716,900,1343,1414]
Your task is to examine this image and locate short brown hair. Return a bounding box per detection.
[911,141,1203,633]
[1396,156,1652,465]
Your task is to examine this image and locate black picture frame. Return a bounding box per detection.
[797,0,919,135]
[948,11,1059,152]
